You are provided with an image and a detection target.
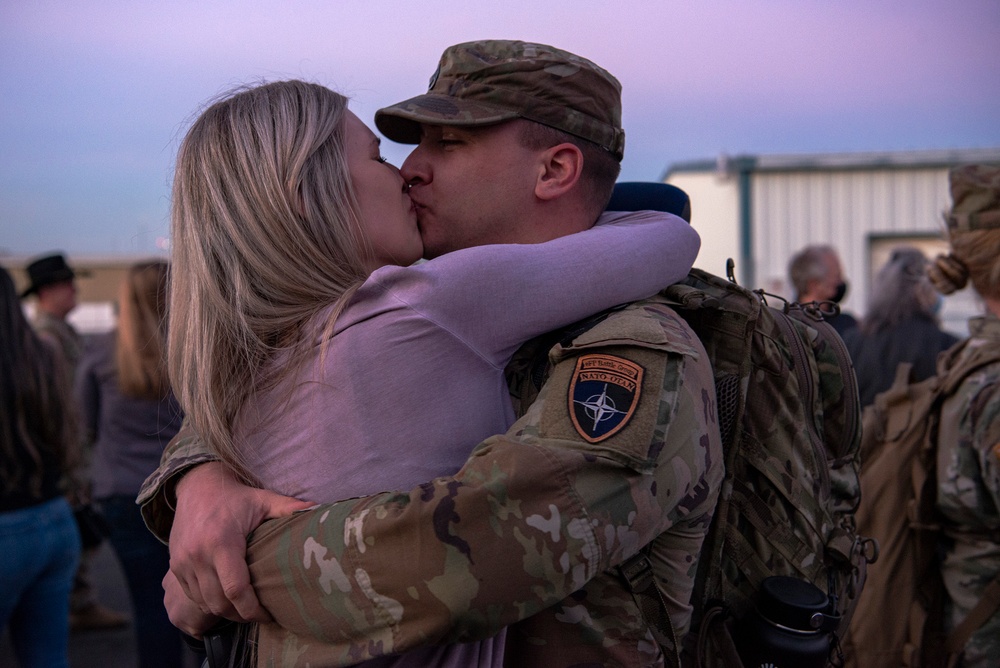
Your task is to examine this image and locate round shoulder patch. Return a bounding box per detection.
[568,354,644,443]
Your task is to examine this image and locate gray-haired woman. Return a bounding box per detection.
[842,246,958,406]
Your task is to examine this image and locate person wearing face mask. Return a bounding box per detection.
[152,73,706,667]
[788,244,859,336]
[841,246,959,407]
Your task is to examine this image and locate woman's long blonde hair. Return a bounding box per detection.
[169,80,370,481]
[116,260,171,399]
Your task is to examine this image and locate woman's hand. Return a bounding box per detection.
[166,462,316,623]
[163,569,220,638]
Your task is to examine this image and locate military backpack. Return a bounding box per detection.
[842,340,1000,668]
[624,264,874,667]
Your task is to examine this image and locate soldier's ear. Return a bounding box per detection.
[534,143,583,201]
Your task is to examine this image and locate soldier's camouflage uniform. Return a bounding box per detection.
[139,294,723,667]
[32,309,83,387]
[936,313,1000,668]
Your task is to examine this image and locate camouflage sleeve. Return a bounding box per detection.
[245,298,722,663]
[971,379,1000,513]
[137,416,220,543]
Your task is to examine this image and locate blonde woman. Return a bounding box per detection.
[75,261,185,668]
[924,165,1000,668]
[166,79,699,665]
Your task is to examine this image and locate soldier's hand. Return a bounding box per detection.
[167,462,316,623]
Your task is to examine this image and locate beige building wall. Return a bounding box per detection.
[5,255,167,333]
[664,171,740,278]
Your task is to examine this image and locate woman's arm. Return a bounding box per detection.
[377,210,699,363]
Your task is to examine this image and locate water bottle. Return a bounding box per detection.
[733,576,839,668]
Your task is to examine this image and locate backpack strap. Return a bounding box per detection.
[920,342,1000,664]
[945,572,1000,661]
[696,605,746,668]
[938,339,1000,395]
[620,549,681,668]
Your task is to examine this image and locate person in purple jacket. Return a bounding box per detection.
[156,72,699,665]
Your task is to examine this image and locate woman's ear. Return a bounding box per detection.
[534,143,584,201]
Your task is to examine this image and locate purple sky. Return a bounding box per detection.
[2,0,998,256]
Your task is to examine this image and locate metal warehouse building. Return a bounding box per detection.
[665,147,1000,337]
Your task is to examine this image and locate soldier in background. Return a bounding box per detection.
[788,244,858,335]
[926,164,1000,667]
[21,253,129,632]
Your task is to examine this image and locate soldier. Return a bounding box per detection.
[142,40,723,666]
[926,164,1000,667]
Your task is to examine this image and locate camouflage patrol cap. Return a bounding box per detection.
[375,40,625,161]
[946,164,1000,231]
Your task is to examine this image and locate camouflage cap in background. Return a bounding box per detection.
[375,40,625,161]
[946,164,1000,231]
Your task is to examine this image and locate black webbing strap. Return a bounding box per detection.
[620,549,681,668]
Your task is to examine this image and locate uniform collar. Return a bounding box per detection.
[968,313,1000,341]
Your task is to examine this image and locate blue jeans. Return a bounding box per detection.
[99,494,184,668]
[0,496,81,668]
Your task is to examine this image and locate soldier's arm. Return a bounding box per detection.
[137,416,221,542]
[245,301,720,659]
[138,418,314,626]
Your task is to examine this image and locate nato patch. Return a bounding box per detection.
[568,354,644,443]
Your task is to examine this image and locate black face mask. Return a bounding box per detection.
[831,281,848,304]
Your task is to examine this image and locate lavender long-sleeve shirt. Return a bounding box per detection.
[237,210,699,667]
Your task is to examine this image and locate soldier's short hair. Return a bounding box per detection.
[788,245,837,299]
[516,122,621,213]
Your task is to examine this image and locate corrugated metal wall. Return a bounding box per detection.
[750,167,952,316]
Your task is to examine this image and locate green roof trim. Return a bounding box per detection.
[662,148,1000,180]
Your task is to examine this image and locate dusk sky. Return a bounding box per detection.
[2,0,999,257]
